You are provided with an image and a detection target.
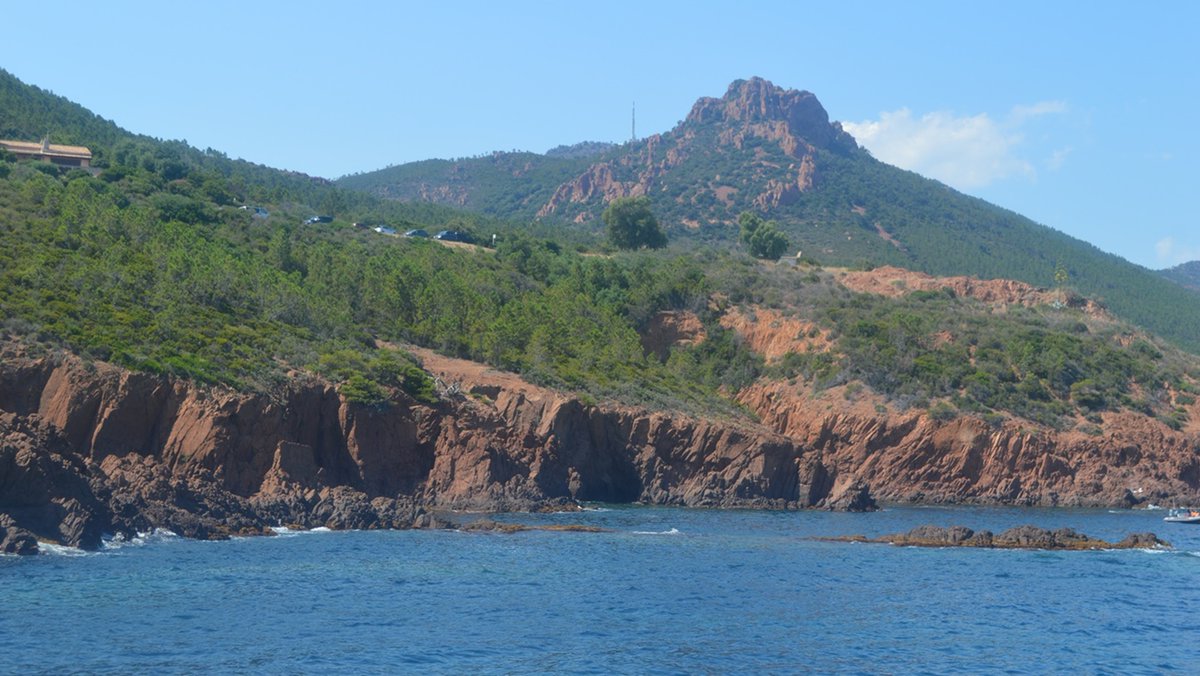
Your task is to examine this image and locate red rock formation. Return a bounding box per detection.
[537,163,643,218]
[538,136,682,218]
[641,311,707,361]
[839,266,1106,316]
[685,77,857,154]
[736,375,1200,508]
[0,347,866,551]
[719,307,830,361]
[752,156,817,210]
[539,78,855,219]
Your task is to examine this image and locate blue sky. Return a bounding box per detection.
[3,1,1197,269]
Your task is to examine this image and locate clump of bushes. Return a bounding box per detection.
[316,348,437,407]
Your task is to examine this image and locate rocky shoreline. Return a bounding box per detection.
[0,347,874,555]
[4,336,1200,556]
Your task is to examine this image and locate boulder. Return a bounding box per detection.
[0,514,38,555]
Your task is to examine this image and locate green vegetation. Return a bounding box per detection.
[738,211,789,260]
[337,152,594,223]
[2,67,1196,431]
[602,196,666,250]
[1,140,1193,428]
[338,83,1200,354]
[1161,260,1200,291]
[0,148,758,414]
[751,269,1197,429]
[0,62,758,415]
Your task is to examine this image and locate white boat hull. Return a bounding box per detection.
[1164,510,1200,524]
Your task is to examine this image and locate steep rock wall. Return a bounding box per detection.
[0,348,863,550]
[738,380,1200,507]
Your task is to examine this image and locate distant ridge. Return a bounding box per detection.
[545,141,616,159]
[1161,260,1200,291]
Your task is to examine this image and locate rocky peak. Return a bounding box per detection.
[685,77,857,153]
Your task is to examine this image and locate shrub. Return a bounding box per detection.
[340,374,389,408]
[928,401,958,422]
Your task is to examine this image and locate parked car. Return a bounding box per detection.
[434,230,475,244]
[304,215,333,224]
[403,229,429,238]
[239,206,269,219]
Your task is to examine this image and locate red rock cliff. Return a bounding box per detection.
[0,346,867,551]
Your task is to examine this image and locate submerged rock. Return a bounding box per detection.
[458,518,607,534]
[822,525,1171,550]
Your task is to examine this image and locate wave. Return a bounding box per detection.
[37,542,90,557]
[100,529,180,551]
[632,527,681,536]
[269,526,334,537]
[1126,548,1200,558]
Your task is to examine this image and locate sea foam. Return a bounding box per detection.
[101,529,179,551]
[632,527,681,536]
[270,526,334,537]
[36,542,90,557]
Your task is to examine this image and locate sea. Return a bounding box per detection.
[3,504,1199,674]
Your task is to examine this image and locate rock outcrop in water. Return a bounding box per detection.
[826,525,1170,550]
[0,344,870,553]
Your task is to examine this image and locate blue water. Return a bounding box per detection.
[3,505,1199,674]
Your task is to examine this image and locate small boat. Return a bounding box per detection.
[1163,508,1200,524]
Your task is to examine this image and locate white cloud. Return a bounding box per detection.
[1046,147,1072,171]
[1010,100,1068,122]
[1155,237,1200,267]
[842,101,1068,190]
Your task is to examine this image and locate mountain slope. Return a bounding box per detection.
[338,152,594,219]
[340,77,1200,353]
[1161,261,1200,291]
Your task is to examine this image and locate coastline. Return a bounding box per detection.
[4,342,1200,555]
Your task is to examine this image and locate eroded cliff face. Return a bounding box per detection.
[721,295,1200,509]
[0,345,865,552]
[737,380,1200,507]
[837,266,1106,316]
